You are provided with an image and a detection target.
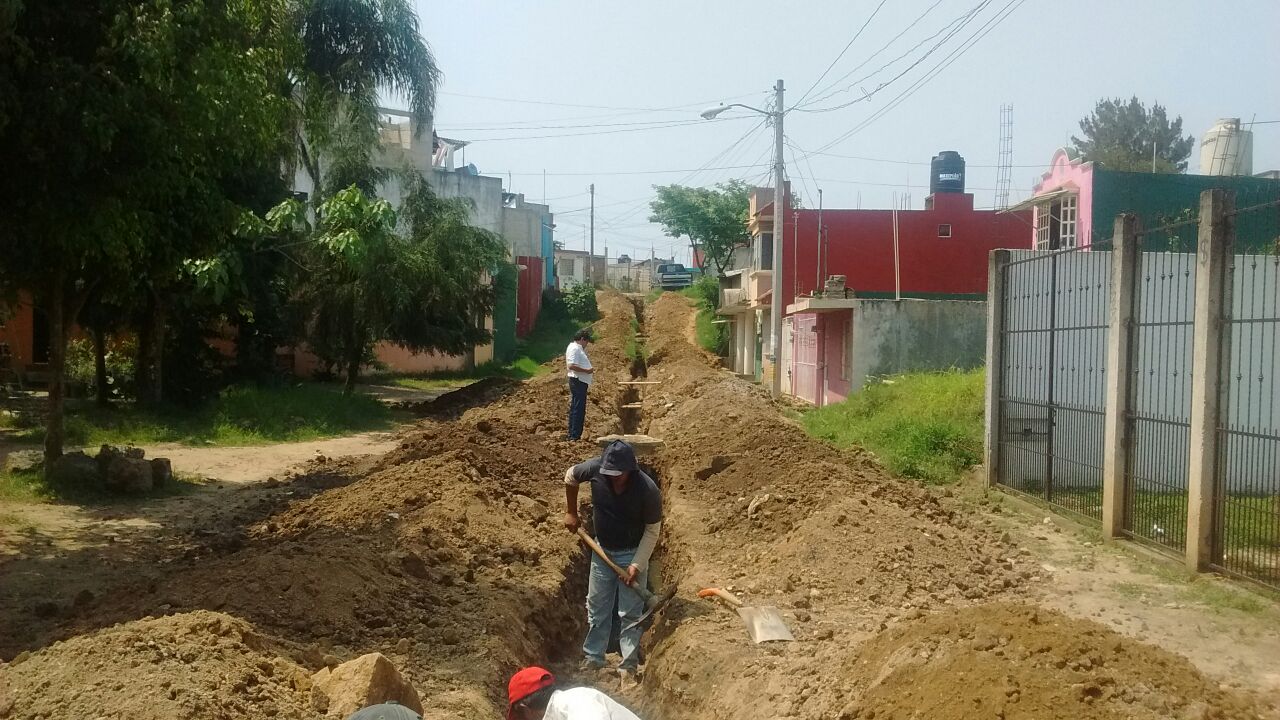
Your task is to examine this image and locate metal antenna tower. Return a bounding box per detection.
[995,104,1014,209]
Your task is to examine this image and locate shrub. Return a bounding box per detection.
[65,337,136,400]
[562,282,599,324]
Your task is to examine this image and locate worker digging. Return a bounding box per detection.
[563,439,663,688]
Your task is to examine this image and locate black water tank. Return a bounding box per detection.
[930,151,966,194]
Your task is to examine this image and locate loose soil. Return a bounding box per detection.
[1,290,1275,720]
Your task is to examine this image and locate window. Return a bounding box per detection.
[758,234,773,271]
[937,223,952,238]
[1058,195,1078,249]
[1035,206,1052,250]
[562,258,576,276]
[1034,194,1078,250]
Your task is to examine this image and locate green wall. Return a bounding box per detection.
[1091,171,1280,252]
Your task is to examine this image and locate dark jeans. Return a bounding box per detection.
[568,377,588,440]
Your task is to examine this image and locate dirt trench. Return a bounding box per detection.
[1,290,1274,720]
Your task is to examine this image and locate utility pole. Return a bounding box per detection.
[589,183,596,284]
[769,78,785,398]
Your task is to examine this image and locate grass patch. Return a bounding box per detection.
[0,468,50,504]
[646,288,665,303]
[802,369,984,484]
[679,278,727,355]
[1181,579,1267,614]
[9,383,396,448]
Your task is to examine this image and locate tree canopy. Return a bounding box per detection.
[649,181,752,276]
[1071,96,1195,173]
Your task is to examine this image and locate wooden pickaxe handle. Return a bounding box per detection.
[576,528,651,599]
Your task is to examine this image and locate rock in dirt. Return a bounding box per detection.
[511,493,549,523]
[311,652,423,718]
[105,456,154,494]
[150,457,173,487]
[49,451,99,488]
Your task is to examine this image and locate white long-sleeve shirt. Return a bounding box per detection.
[543,687,642,720]
[566,341,593,385]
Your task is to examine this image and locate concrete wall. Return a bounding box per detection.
[430,170,504,234]
[848,299,987,391]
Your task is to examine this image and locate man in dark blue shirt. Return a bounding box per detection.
[563,440,662,677]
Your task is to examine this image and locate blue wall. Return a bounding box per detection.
[541,212,556,288]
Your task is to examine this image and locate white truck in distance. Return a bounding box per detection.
[655,263,694,290]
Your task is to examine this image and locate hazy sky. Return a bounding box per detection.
[415,0,1280,263]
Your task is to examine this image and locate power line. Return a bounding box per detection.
[795,0,889,106]
[806,0,1026,156]
[497,164,766,178]
[796,0,992,114]
[438,89,763,113]
[456,115,752,143]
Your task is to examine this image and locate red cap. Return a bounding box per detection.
[507,667,555,719]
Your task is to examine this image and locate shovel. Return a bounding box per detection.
[576,528,677,631]
[697,587,794,643]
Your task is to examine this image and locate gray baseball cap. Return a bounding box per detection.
[346,703,422,720]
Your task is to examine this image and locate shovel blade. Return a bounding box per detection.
[736,606,794,643]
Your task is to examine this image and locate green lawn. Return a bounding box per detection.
[0,464,206,505]
[6,383,397,448]
[802,369,985,484]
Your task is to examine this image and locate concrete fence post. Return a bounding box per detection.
[984,249,1011,488]
[1186,189,1234,572]
[1102,215,1139,539]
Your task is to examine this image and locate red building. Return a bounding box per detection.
[720,164,1030,405]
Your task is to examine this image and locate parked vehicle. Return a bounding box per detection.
[655,263,694,290]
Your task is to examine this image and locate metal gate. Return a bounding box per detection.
[995,246,1111,520]
[791,313,821,405]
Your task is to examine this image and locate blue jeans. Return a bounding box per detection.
[567,377,588,440]
[584,546,648,670]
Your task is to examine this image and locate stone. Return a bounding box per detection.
[105,456,154,494]
[3,449,43,474]
[124,446,146,460]
[311,653,423,718]
[150,458,173,487]
[50,451,100,488]
[510,494,548,523]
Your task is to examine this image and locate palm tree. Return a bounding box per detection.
[289,0,441,201]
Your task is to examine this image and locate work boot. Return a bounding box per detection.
[579,657,605,673]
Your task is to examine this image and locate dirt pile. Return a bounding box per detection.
[630,293,1269,720]
[832,603,1261,720]
[1,611,316,720]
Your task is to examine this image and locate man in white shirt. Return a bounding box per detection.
[506,667,642,720]
[565,329,594,441]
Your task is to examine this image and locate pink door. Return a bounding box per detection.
[791,313,822,406]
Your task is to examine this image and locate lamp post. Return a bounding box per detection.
[701,79,786,398]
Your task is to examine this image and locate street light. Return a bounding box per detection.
[701,79,786,399]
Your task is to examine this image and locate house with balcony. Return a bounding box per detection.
[1007,147,1280,251]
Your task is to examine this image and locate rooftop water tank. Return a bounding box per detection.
[1200,119,1253,176]
[930,151,966,194]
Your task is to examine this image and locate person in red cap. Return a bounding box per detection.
[506,667,642,720]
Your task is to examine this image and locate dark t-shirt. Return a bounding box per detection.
[570,458,663,551]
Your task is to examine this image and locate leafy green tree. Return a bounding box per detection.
[649,181,752,276]
[0,0,294,467]
[1071,97,1195,173]
[302,176,506,394]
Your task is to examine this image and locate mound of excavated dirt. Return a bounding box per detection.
[630,294,1270,720]
[0,611,315,720]
[834,603,1262,720]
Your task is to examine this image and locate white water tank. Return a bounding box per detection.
[1200,118,1253,176]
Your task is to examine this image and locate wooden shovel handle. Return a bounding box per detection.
[576,528,630,580]
[697,587,744,608]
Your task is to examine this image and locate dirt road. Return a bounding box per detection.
[1,291,1276,720]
